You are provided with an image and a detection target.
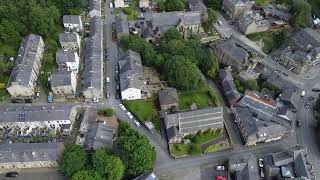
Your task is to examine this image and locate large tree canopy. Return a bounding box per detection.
[116,122,156,176]
[59,145,87,177]
[291,0,312,28]
[71,170,103,180]
[92,149,125,180]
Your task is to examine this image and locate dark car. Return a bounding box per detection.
[312,88,320,92]
[116,84,120,90]
[115,92,120,99]
[6,172,18,177]
[114,76,119,81]
[296,120,302,127]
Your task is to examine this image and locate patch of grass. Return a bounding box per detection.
[179,88,219,110]
[123,99,159,131]
[203,139,231,153]
[169,143,192,157]
[189,128,223,145]
[247,31,275,53]
[254,0,272,6]
[98,108,114,117]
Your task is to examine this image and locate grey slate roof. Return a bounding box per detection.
[89,0,101,13]
[51,70,73,87]
[229,154,259,180]
[0,105,74,123]
[119,50,144,91]
[89,16,103,36]
[85,122,114,150]
[63,15,81,25]
[151,11,201,32]
[166,126,181,141]
[237,91,277,121]
[8,34,43,88]
[59,32,78,43]
[187,0,207,14]
[292,28,320,51]
[216,39,249,64]
[219,69,241,106]
[263,5,292,21]
[234,107,258,138]
[56,49,77,65]
[116,13,129,36]
[0,143,63,164]
[158,88,179,107]
[165,107,224,134]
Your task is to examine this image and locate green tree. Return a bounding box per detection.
[117,122,156,176]
[55,0,85,15]
[291,0,312,28]
[273,30,288,48]
[164,56,201,90]
[92,149,125,180]
[245,79,259,91]
[203,8,218,33]
[206,0,223,10]
[72,170,103,180]
[157,0,166,12]
[199,49,219,79]
[59,145,87,177]
[165,0,185,12]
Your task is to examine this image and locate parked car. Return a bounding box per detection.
[216,165,225,171]
[258,158,264,168]
[106,77,110,83]
[6,172,18,177]
[106,93,110,98]
[216,176,226,180]
[312,88,320,92]
[217,20,222,26]
[308,96,315,101]
[260,168,265,178]
[305,103,310,109]
[115,93,120,99]
[116,84,120,90]
[127,112,133,119]
[296,120,302,127]
[119,104,126,111]
[114,76,119,81]
[115,66,119,74]
[133,120,140,127]
[36,91,40,98]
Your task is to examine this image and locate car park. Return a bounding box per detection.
[6,171,18,177]
[127,112,133,119]
[258,158,264,168]
[216,165,225,171]
[119,104,126,111]
[133,120,140,127]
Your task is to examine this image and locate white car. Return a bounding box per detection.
[126,112,133,119]
[258,158,264,168]
[133,120,140,127]
[216,165,225,171]
[119,104,126,111]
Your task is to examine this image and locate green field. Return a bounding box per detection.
[123,99,159,131]
[179,89,219,110]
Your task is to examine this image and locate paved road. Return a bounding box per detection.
[0,168,67,180]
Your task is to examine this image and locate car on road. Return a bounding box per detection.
[106,93,110,98]
[127,112,133,119]
[115,92,120,99]
[216,165,225,171]
[115,66,119,74]
[305,103,310,109]
[6,172,18,177]
[106,77,110,83]
[133,120,140,127]
[217,20,222,26]
[116,84,120,91]
[296,120,302,127]
[119,104,126,111]
[114,76,119,81]
[312,88,320,92]
[258,158,264,168]
[260,168,265,178]
[216,176,226,180]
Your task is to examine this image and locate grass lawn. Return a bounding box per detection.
[247,31,275,54]
[122,7,139,20]
[203,139,231,153]
[179,88,219,111]
[170,143,192,157]
[123,99,160,131]
[254,0,272,6]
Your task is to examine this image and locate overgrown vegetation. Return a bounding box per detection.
[203,8,218,34]
[157,0,185,12]
[120,28,220,91]
[98,108,114,117]
[60,122,156,179]
[205,0,223,10]
[123,99,159,131]
[122,7,139,20]
[291,0,312,29]
[247,30,288,54]
[0,0,85,96]
[254,0,272,6]
[170,128,223,157]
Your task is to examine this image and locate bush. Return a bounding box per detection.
[99,108,114,117]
